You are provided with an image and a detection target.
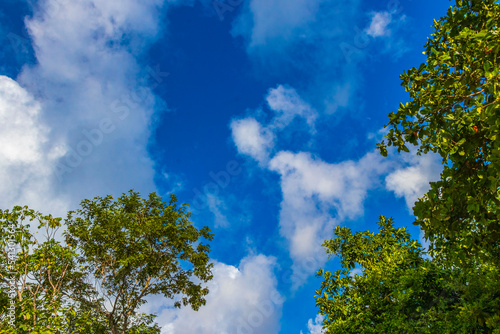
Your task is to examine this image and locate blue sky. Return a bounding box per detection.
[0,0,451,332]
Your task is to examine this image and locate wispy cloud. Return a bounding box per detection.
[232,0,322,48]
[206,193,230,228]
[366,11,392,37]
[231,0,363,115]
[231,0,410,116]
[266,85,317,131]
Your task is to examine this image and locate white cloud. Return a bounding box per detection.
[233,0,322,47]
[300,314,325,334]
[266,85,317,131]
[231,0,365,116]
[385,152,442,211]
[0,76,47,164]
[0,75,68,214]
[156,255,284,334]
[0,0,171,216]
[230,85,317,167]
[350,267,363,277]
[231,117,275,165]
[366,11,392,37]
[230,86,392,287]
[269,151,390,286]
[385,151,442,252]
[206,193,230,228]
[363,10,409,60]
[270,150,388,219]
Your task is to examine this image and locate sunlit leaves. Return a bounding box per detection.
[316,1,500,333]
[315,217,462,333]
[378,0,500,266]
[63,190,214,332]
[0,191,214,333]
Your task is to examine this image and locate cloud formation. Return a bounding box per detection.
[269,150,390,280]
[366,11,392,37]
[385,152,442,211]
[0,0,170,215]
[232,0,365,115]
[231,117,275,165]
[158,255,283,334]
[233,0,322,48]
[301,314,325,334]
[266,85,317,131]
[231,86,391,286]
[206,193,230,228]
[231,85,317,165]
[0,75,67,213]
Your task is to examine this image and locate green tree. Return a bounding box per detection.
[377,0,500,266]
[0,190,214,334]
[316,0,500,332]
[315,216,499,333]
[0,207,91,334]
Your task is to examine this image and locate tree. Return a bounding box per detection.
[316,0,500,332]
[0,207,92,333]
[0,190,214,334]
[64,190,214,334]
[377,0,500,266]
[315,216,498,333]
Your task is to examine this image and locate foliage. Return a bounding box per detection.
[377,0,500,265]
[315,216,500,333]
[317,0,500,333]
[0,190,214,334]
[0,207,88,334]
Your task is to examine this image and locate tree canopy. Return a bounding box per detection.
[377,0,500,266]
[0,190,214,334]
[316,0,500,332]
[315,216,500,333]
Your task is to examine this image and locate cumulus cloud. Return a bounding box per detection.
[0,75,68,213]
[154,254,284,334]
[385,152,442,211]
[366,11,392,37]
[230,85,317,166]
[300,314,325,334]
[230,86,392,286]
[266,85,317,131]
[231,117,275,165]
[0,0,171,216]
[269,150,390,272]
